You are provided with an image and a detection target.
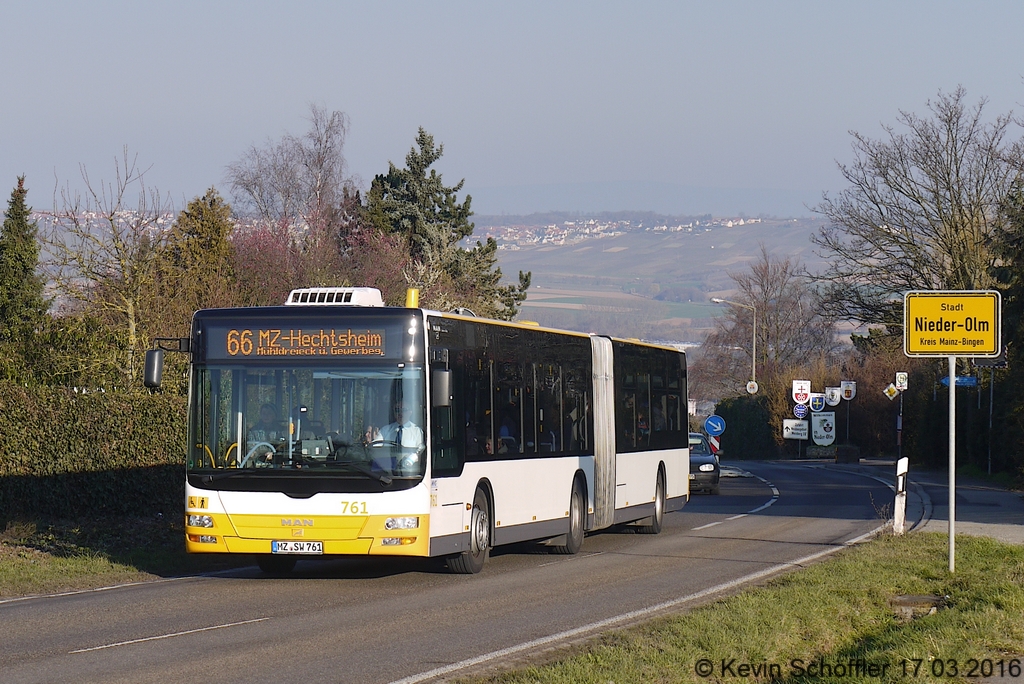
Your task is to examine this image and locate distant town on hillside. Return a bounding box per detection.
[473,213,765,250]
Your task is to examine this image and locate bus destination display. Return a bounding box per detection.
[222,328,387,358]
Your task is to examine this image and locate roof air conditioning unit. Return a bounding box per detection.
[284,287,385,307]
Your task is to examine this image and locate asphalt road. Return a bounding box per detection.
[1,461,898,684]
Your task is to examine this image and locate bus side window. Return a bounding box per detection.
[431,400,460,476]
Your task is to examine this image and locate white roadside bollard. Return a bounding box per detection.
[893,456,909,535]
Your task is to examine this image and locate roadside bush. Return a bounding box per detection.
[0,383,186,517]
[714,395,775,459]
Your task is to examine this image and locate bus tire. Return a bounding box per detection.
[637,470,665,535]
[257,555,297,575]
[448,486,490,574]
[551,476,585,554]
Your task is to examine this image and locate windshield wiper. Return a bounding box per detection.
[199,470,251,484]
[329,460,393,486]
[195,457,319,483]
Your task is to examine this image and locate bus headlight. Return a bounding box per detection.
[384,516,419,530]
[188,514,214,528]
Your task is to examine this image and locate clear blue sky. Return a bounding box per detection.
[3,1,1023,218]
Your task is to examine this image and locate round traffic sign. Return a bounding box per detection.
[793,403,808,418]
[704,415,726,436]
[746,380,759,395]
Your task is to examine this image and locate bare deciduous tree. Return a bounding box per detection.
[813,86,1024,327]
[693,245,838,401]
[42,149,173,382]
[226,104,356,237]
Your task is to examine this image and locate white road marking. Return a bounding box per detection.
[0,577,190,606]
[748,497,779,514]
[388,524,886,684]
[747,475,780,514]
[691,521,723,530]
[0,566,250,606]
[692,474,777,530]
[538,552,604,567]
[70,617,269,654]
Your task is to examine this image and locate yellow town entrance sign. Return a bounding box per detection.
[903,290,1001,358]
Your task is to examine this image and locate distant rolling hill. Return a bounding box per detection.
[483,216,827,343]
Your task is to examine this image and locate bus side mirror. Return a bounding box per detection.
[144,349,164,388]
[432,369,452,407]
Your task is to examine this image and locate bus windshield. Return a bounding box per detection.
[188,362,426,480]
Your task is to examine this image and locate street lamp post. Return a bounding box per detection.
[711,297,757,392]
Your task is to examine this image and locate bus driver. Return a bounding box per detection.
[248,403,282,443]
[366,400,424,448]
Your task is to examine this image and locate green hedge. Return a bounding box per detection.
[0,383,186,517]
[714,394,776,459]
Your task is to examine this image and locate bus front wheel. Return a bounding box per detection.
[448,487,490,574]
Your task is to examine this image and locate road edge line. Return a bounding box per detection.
[388,524,885,684]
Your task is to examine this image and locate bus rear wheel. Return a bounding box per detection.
[551,477,585,554]
[448,487,490,574]
[637,470,665,535]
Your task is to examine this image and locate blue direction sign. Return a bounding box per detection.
[704,415,726,436]
[940,375,979,388]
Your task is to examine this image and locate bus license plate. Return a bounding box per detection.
[271,541,323,554]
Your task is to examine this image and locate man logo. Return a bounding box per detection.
[282,519,314,526]
[809,393,826,412]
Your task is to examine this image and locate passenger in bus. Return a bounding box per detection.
[465,414,482,457]
[651,402,667,432]
[248,403,282,443]
[367,400,424,448]
[498,403,519,452]
[637,412,650,439]
[564,402,582,451]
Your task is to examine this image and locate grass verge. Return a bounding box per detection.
[458,533,1024,683]
[0,516,248,598]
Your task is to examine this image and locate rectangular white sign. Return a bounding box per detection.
[783,419,808,440]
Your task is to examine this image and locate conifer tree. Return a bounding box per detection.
[151,187,237,334]
[0,176,48,339]
[365,128,530,319]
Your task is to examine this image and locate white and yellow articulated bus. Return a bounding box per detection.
[145,287,689,574]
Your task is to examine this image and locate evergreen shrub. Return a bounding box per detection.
[714,394,775,459]
[0,382,186,517]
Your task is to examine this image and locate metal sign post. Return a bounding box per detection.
[975,351,1006,476]
[904,290,1001,573]
[840,381,856,443]
[947,355,956,572]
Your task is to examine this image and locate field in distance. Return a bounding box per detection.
[485,216,825,343]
